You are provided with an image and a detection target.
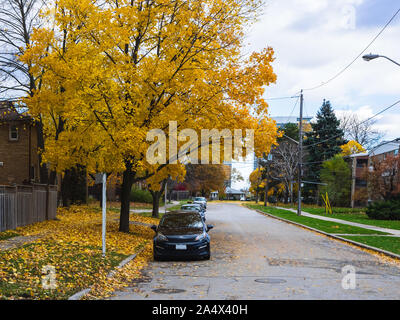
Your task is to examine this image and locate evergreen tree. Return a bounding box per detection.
[303,100,346,203]
[279,123,299,142]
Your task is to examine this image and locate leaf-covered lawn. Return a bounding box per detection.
[246,205,389,235]
[0,205,158,299]
[0,231,20,241]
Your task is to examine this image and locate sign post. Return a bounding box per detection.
[102,173,106,257]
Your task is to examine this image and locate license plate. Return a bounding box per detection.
[176,244,187,250]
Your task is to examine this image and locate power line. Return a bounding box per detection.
[265,95,300,101]
[301,7,400,92]
[283,96,300,125]
[303,98,400,149]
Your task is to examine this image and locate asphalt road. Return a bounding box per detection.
[111,203,400,300]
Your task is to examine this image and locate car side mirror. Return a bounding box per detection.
[207,224,214,231]
[150,225,157,232]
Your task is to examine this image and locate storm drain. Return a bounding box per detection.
[152,288,186,294]
[255,278,287,284]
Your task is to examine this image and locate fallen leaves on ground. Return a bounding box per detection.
[0,205,158,299]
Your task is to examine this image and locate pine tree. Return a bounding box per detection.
[303,100,346,203]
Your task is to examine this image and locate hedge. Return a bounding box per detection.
[366,198,400,220]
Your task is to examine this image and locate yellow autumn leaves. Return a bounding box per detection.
[20,0,279,184]
[0,206,157,299]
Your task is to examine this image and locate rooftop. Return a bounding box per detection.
[0,102,32,122]
[369,139,400,157]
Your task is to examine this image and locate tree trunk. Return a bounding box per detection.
[61,170,71,207]
[290,181,294,205]
[36,120,49,184]
[284,184,289,204]
[49,170,57,185]
[151,191,161,218]
[264,184,268,207]
[119,166,134,233]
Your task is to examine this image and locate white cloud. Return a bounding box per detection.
[236,1,400,182]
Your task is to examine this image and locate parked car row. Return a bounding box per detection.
[181,203,206,221]
[151,197,212,261]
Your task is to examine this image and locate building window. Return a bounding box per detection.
[355,178,367,187]
[356,159,368,168]
[9,124,18,141]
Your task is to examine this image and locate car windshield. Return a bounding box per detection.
[181,205,199,210]
[160,213,203,230]
[194,197,205,201]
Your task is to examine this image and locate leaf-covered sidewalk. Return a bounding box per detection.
[0,205,158,299]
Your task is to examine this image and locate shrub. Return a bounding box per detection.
[366,198,400,220]
[130,187,153,203]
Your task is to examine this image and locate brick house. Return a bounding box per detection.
[0,102,40,185]
[367,139,400,201]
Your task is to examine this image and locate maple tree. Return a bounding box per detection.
[183,164,226,197]
[340,140,366,156]
[249,167,264,203]
[21,0,279,232]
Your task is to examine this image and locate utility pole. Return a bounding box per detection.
[297,90,304,216]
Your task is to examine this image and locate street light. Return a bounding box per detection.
[362,53,400,67]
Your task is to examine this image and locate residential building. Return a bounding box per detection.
[368,139,400,202]
[369,139,400,160]
[272,116,313,128]
[0,102,40,185]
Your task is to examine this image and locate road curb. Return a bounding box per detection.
[251,208,400,261]
[68,246,146,300]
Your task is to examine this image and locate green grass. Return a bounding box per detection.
[302,208,400,231]
[167,200,190,212]
[246,205,389,235]
[275,203,400,231]
[0,230,20,241]
[127,200,190,220]
[341,236,400,255]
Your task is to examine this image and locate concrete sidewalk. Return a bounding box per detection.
[130,200,180,213]
[275,207,400,236]
[0,234,42,251]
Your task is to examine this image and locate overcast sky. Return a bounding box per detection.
[233,0,400,190]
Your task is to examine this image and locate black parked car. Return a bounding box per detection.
[151,211,214,261]
[181,203,206,220]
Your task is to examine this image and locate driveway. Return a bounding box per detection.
[111,203,400,300]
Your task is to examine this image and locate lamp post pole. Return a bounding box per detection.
[362,54,400,67]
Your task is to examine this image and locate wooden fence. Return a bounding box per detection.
[0,184,57,232]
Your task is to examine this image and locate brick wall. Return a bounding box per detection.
[0,121,39,185]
